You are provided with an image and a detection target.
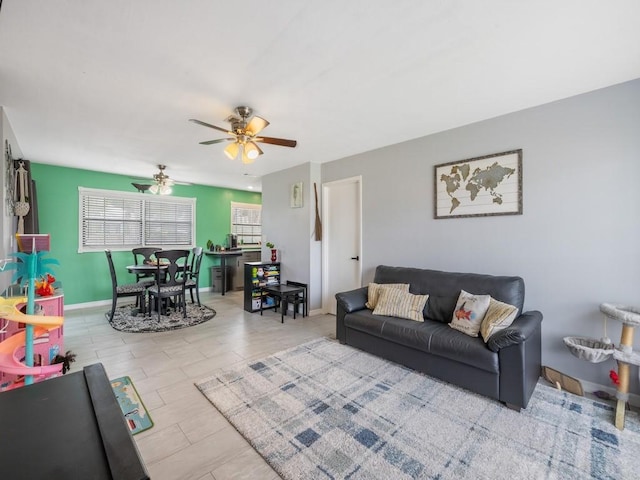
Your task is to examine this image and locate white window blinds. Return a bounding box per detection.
[145,200,193,246]
[231,202,262,246]
[79,188,195,252]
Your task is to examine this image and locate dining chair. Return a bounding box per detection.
[105,249,146,322]
[185,246,204,306]
[147,249,190,320]
[131,247,162,286]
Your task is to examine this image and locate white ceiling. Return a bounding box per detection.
[1,1,639,192]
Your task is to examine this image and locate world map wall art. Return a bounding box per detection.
[434,149,522,219]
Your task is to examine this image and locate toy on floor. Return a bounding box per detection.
[52,350,76,374]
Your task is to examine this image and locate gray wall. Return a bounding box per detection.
[262,162,323,310]
[319,79,640,391]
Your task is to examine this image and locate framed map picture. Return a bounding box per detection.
[434,149,522,219]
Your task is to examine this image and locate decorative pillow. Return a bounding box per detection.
[449,290,491,337]
[372,288,428,322]
[480,297,519,342]
[365,282,410,310]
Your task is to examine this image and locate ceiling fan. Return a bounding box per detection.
[189,106,297,164]
[131,165,175,195]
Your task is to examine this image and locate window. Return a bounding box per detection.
[79,187,195,252]
[231,202,262,246]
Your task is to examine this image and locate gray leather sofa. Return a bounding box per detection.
[335,265,543,410]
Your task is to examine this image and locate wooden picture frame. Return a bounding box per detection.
[434,149,522,219]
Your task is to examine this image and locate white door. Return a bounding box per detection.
[322,176,362,314]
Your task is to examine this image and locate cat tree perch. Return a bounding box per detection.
[599,303,640,430]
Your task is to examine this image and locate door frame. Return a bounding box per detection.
[321,175,362,313]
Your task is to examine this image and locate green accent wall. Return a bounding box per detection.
[30,163,261,305]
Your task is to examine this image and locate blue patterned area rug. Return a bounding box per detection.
[195,338,640,480]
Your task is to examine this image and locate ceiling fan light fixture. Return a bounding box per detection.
[245,115,269,136]
[245,141,261,160]
[149,184,159,194]
[241,148,254,164]
[159,185,172,195]
[224,142,240,160]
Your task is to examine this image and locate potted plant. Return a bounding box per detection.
[266,242,277,262]
[206,239,214,251]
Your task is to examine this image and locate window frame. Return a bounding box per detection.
[230,201,262,247]
[78,187,196,253]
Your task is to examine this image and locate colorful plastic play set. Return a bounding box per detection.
[0,234,66,391]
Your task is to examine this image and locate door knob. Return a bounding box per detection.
[350,256,359,261]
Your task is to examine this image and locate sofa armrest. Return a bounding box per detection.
[487,310,542,353]
[335,287,368,343]
[496,310,543,409]
[336,287,368,313]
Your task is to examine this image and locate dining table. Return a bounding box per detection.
[126,263,168,277]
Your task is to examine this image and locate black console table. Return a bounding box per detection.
[0,363,149,479]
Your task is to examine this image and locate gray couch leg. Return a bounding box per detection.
[504,402,521,412]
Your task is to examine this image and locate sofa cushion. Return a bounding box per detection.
[343,311,499,374]
[480,297,519,342]
[373,265,525,323]
[449,290,491,337]
[427,322,499,373]
[365,282,410,310]
[373,288,428,322]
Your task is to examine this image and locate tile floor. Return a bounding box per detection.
[64,290,335,480]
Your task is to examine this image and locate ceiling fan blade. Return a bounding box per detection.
[189,118,234,135]
[245,116,269,136]
[199,138,234,145]
[131,183,151,193]
[254,136,297,148]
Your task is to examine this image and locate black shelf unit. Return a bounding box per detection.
[243,262,280,312]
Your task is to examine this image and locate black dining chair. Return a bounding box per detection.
[147,249,190,320]
[105,249,147,322]
[185,246,204,306]
[132,247,162,286]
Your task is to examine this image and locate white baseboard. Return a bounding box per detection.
[65,299,112,311]
[577,378,640,408]
[63,286,214,311]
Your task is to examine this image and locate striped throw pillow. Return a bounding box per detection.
[372,287,429,322]
[366,282,410,310]
[480,297,519,342]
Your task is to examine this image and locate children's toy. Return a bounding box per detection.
[1,235,62,387]
[0,297,63,389]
